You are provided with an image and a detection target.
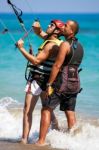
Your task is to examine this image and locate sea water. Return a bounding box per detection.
[0,13,99,150]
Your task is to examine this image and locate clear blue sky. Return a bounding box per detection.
[0,0,99,13]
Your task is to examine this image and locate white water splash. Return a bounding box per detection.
[0,97,41,141]
[46,122,99,150]
[0,97,20,108]
[0,97,99,150]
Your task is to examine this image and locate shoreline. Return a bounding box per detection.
[0,140,63,150]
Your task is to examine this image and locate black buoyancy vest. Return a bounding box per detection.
[54,38,84,95]
[69,40,84,67]
[64,38,84,67]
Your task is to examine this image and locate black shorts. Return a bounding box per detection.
[42,92,77,111]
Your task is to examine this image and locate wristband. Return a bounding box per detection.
[46,83,52,87]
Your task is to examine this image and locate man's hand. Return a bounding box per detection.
[17,39,24,49]
[45,86,54,99]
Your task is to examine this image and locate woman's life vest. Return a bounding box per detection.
[53,38,84,95]
[27,39,62,90]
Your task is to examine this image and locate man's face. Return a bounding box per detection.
[46,22,56,34]
[62,21,73,37]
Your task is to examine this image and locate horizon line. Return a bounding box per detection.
[0,12,99,14]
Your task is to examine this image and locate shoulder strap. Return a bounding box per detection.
[38,39,63,52]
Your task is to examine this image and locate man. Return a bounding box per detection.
[17,19,64,144]
[36,20,84,145]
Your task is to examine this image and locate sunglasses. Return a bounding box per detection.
[49,23,55,27]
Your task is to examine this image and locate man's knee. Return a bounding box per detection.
[65,110,76,126]
[41,107,52,112]
[41,107,52,120]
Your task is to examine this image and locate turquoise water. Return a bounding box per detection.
[0,13,99,149]
[0,13,99,116]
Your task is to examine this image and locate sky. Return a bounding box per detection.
[0,0,99,13]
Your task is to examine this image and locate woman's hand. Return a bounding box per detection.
[32,21,42,35]
[17,39,24,49]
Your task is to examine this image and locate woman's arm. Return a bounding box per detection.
[32,21,48,40]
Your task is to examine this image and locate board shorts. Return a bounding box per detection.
[25,80,42,96]
[42,92,77,111]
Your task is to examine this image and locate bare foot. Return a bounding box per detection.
[34,140,48,146]
[18,138,27,144]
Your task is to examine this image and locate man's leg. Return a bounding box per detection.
[21,93,39,143]
[65,110,76,129]
[36,107,52,145]
[60,94,77,130]
[40,91,59,130]
[36,92,60,145]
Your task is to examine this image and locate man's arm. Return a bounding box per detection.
[47,42,70,85]
[17,39,54,65]
[32,21,48,40]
